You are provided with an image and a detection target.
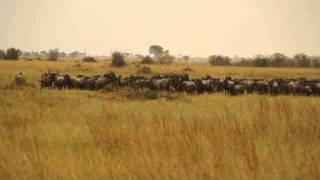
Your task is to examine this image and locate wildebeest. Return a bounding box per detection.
[55,75,65,90]
[15,72,26,85]
[224,76,236,95]
[255,80,269,94]
[63,74,72,89]
[240,79,255,94]
[37,72,320,97]
[181,81,197,94]
[270,79,280,95]
[95,72,118,90]
[312,81,320,95]
[234,84,245,95]
[39,72,57,90]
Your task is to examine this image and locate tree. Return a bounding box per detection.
[59,52,67,58]
[271,53,286,67]
[40,51,48,58]
[69,51,86,59]
[0,50,5,59]
[159,54,174,65]
[141,56,154,64]
[294,53,310,67]
[310,56,320,68]
[183,55,190,61]
[111,52,126,67]
[208,55,231,66]
[5,48,21,60]
[48,49,59,61]
[135,54,144,60]
[252,55,269,67]
[149,45,164,58]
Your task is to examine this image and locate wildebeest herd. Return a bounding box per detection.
[37,72,320,96]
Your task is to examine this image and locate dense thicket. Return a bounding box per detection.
[209,53,320,68]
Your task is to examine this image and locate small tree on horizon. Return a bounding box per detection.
[294,53,310,67]
[149,45,164,58]
[48,49,59,61]
[271,53,287,67]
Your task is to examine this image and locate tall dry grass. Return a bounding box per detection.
[0,60,320,179]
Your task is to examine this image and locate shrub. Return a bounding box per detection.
[208,55,230,66]
[111,52,126,67]
[48,49,59,61]
[141,56,154,64]
[137,66,152,74]
[83,56,97,63]
[270,53,287,67]
[159,54,174,65]
[145,90,159,100]
[252,55,270,67]
[183,55,190,61]
[5,48,21,60]
[310,57,320,68]
[294,53,310,67]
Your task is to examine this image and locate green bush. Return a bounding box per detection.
[208,55,230,66]
[145,90,159,100]
[48,49,59,61]
[141,56,154,64]
[159,54,174,65]
[111,52,126,67]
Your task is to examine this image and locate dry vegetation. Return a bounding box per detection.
[0,60,320,180]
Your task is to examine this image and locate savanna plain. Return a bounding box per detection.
[0,60,320,180]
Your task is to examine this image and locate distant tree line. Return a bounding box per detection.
[209,53,320,68]
[0,48,21,60]
[0,48,88,61]
[1,47,320,68]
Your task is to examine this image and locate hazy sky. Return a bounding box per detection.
[0,0,319,57]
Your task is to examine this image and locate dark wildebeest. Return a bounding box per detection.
[255,80,269,94]
[270,79,280,95]
[234,84,245,95]
[95,72,118,90]
[63,74,72,89]
[286,79,302,95]
[15,72,26,85]
[181,80,197,94]
[240,79,255,94]
[312,81,320,95]
[224,76,236,95]
[39,72,57,90]
[72,75,87,90]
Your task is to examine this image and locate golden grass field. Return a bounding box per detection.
[0,60,320,180]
